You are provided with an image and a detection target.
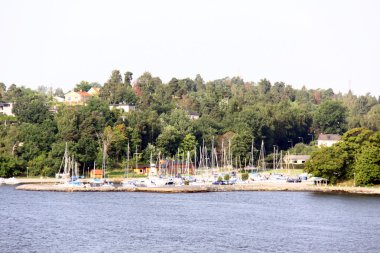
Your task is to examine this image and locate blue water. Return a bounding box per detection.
[1,185,380,253]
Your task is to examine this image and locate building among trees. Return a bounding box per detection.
[0,102,14,116]
[317,134,341,147]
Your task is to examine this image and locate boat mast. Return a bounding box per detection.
[125,142,130,178]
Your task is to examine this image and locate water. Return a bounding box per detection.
[1,185,380,253]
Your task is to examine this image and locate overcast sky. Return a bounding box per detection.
[1,0,379,96]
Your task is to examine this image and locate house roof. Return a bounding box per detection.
[317,134,341,141]
[188,111,199,116]
[76,91,92,97]
[284,155,311,160]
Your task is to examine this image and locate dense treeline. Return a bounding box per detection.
[0,71,379,183]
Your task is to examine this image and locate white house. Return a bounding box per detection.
[317,134,341,147]
[283,155,311,164]
[53,96,65,103]
[109,104,136,113]
[188,112,200,120]
[0,102,14,116]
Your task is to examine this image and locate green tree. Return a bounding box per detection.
[0,153,24,177]
[124,71,133,86]
[179,134,197,154]
[0,82,6,101]
[231,131,253,167]
[99,70,124,104]
[74,81,93,92]
[354,145,380,186]
[313,100,347,134]
[13,93,50,124]
[54,88,65,97]
[5,84,23,102]
[257,79,271,95]
[362,104,380,131]
[156,125,181,156]
[305,146,347,184]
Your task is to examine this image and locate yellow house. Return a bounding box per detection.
[64,91,92,105]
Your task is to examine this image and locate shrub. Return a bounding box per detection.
[241,173,249,181]
[224,174,230,181]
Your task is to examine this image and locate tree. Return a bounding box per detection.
[0,82,6,101]
[124,71,133,86]
[13,93,50,124]
[54,88,65,97]
[5,84,23,102]
[179,134,197,154]
[362,104,380,131]
[156,125,181,156]
[100,70,136,104]
[19,120,57,161]
[305,146,347,184]
[354,145,380,186]
[99,70,123,104]
[231,131,252,166]
[0,153,24,177]
[257,79,271,95]
[74,81,92,92]
[313,100,347,134]
[134,72,162,109]
[194,74,205,91]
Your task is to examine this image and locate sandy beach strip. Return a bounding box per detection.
[15,182,380,195]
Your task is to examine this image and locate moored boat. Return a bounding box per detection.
[4,177,20,185]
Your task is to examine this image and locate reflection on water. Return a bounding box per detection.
[1,185,380,253]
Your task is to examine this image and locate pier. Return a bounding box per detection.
[15,182,380,195]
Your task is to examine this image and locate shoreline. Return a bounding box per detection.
[14,182,380,195]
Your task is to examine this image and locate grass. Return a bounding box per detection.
[253,169,304,176]
[106,169,147,178]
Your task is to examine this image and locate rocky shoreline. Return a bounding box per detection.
[15,182,380,195]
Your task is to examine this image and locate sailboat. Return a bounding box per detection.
[249,140,267,181]
[56,143,83,187]
[122,142,136,188]
[56,142,70,180]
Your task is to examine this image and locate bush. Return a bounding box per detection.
[241,173,249,181]
[224,174,230,181]
[217,176,223,182]
[0,154,24,177]
[354,146,380,186]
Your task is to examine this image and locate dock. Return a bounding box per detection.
[15,182,380,195]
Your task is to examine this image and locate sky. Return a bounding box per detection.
[0,0,379,96]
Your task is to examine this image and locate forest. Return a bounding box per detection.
[1,70,379,185]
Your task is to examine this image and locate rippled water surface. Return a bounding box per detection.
[1,185,380,253]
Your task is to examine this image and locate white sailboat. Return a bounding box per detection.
[122,142,136,188]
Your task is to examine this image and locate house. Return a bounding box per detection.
[317,134,341,147]
[109,104,136,113]
[90,169,103,178]
[188,111,200,120]
[283,155,311,164]
[133,164,151,175]
[53,96,65,103]
[64,90,92,105]
[0,102,14,116]
[87,87,100,96]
